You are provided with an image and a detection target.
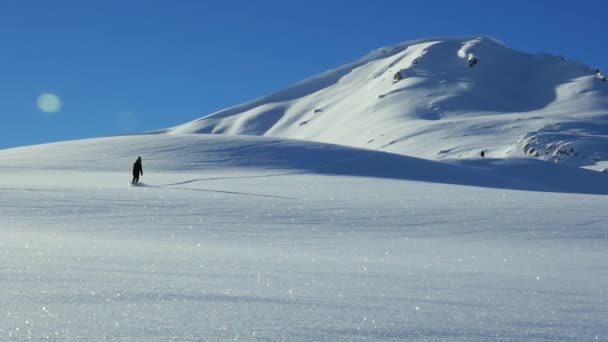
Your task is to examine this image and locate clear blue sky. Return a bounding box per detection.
[1,0,606,149]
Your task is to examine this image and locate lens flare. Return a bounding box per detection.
[37,93,62,113]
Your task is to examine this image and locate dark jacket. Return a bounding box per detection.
[132,159,143,176]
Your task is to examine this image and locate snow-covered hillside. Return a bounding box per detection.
[166,36,608,170]
[1,134,608,340]
[2,36,608,340]
[2,134,608,195]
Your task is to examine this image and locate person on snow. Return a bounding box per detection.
[480,150,485,158]
[132,156,143,184]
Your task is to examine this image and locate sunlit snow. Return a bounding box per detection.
[2,36,608,340]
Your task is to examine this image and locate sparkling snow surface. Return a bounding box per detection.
[1,134,607,341]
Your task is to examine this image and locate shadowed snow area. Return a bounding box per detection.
[2,134,608,195]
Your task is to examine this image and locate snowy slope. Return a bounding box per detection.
[166,36,608,170]
[2,134,608,195]
[2,36,608,340]
[1,134,608,341]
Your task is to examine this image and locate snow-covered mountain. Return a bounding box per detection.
[2,37,608,340]
[166,36,608,170]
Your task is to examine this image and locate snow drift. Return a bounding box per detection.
[3,134,608,195]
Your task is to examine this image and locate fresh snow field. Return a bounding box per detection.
[2,36,608,340]
[1,134,607,341]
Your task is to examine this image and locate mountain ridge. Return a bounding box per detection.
[163,36,608,170]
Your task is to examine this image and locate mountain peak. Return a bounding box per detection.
[166,36,608,170]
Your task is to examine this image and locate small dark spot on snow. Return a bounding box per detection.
[299,121,309,126]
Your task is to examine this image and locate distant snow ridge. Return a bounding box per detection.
[166,36,608,170]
